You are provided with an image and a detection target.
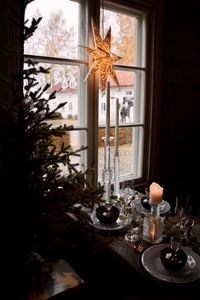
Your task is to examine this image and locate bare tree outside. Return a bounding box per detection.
[42,10,76,58]
[114,13,136,65]
[25,9,77,87]
[101,9,136,65]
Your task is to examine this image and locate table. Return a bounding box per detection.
[93,226,200,300]
[64,205,200,299]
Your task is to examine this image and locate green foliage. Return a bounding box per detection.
[22,50,103,255]
[22,50,103,201]
[0,2,104,258]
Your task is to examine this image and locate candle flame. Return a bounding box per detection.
[150,222,156,240]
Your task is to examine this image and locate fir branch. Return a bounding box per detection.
[1,0,104,261]
[24,17,43,41]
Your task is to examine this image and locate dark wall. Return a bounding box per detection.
[158,0,200,215]
[0,2,25,298]
[0,1,23,104]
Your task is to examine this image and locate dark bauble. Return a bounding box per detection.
[160,247,187,270]
[96,205,120,224]
[141,197,151,210]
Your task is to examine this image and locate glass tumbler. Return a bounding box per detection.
[143,215,165,244]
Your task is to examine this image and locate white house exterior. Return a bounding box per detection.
[48,70,135,124]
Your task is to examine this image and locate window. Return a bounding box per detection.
[24,0,161,189]
[68,102,73,111]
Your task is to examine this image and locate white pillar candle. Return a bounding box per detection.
[105,81,110,146]
[114,98,119,156]
[150,182,163,204]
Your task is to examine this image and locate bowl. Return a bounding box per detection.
[96,205,120,224]
[160,247,187,270]
[141,197,151,210]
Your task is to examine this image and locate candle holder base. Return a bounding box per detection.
[150,203,161,217]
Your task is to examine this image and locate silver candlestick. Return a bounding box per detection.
[102,138,112,202]
[113,155,120,197]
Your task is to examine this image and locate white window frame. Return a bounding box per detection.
[24,0,163,190]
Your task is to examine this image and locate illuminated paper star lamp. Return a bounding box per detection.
[81,19,122,90]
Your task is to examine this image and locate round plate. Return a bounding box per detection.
[132,199,170,215]
[90,211,132,231]
[190,224,200,243]
[140,243,200,283]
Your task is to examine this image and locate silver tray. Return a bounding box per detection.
[132,199,170,215]
[140,243,200,283]
[90,211,132,231]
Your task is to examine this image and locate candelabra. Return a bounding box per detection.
[113,155,120,197]
[102,138,112,202]
[113,97,120,197]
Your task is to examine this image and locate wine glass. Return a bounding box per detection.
[124,209,143,243]
[174,194,195,245]
[175,194,192,219]
[120,180,135,204]
[170,234,182,255]
[160,233,187,270]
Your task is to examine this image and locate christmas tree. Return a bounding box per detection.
[0,0,103,260]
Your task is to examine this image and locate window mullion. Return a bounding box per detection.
[115,64,146,72]
[24,54,88,67]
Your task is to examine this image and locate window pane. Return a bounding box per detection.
[100,8,137,66]
[24,0,82,59]
[98,127,143,182]
[24,62,86,127]
[54,130,87,176]
[23,62,87,176]
[98,70,142,126]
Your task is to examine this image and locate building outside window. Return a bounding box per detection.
[24,0,160,188]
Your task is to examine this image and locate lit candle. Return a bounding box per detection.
[105,81,110,146]
[114,98,119,156]
[150,182,163,204]
[150,221,156,240]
